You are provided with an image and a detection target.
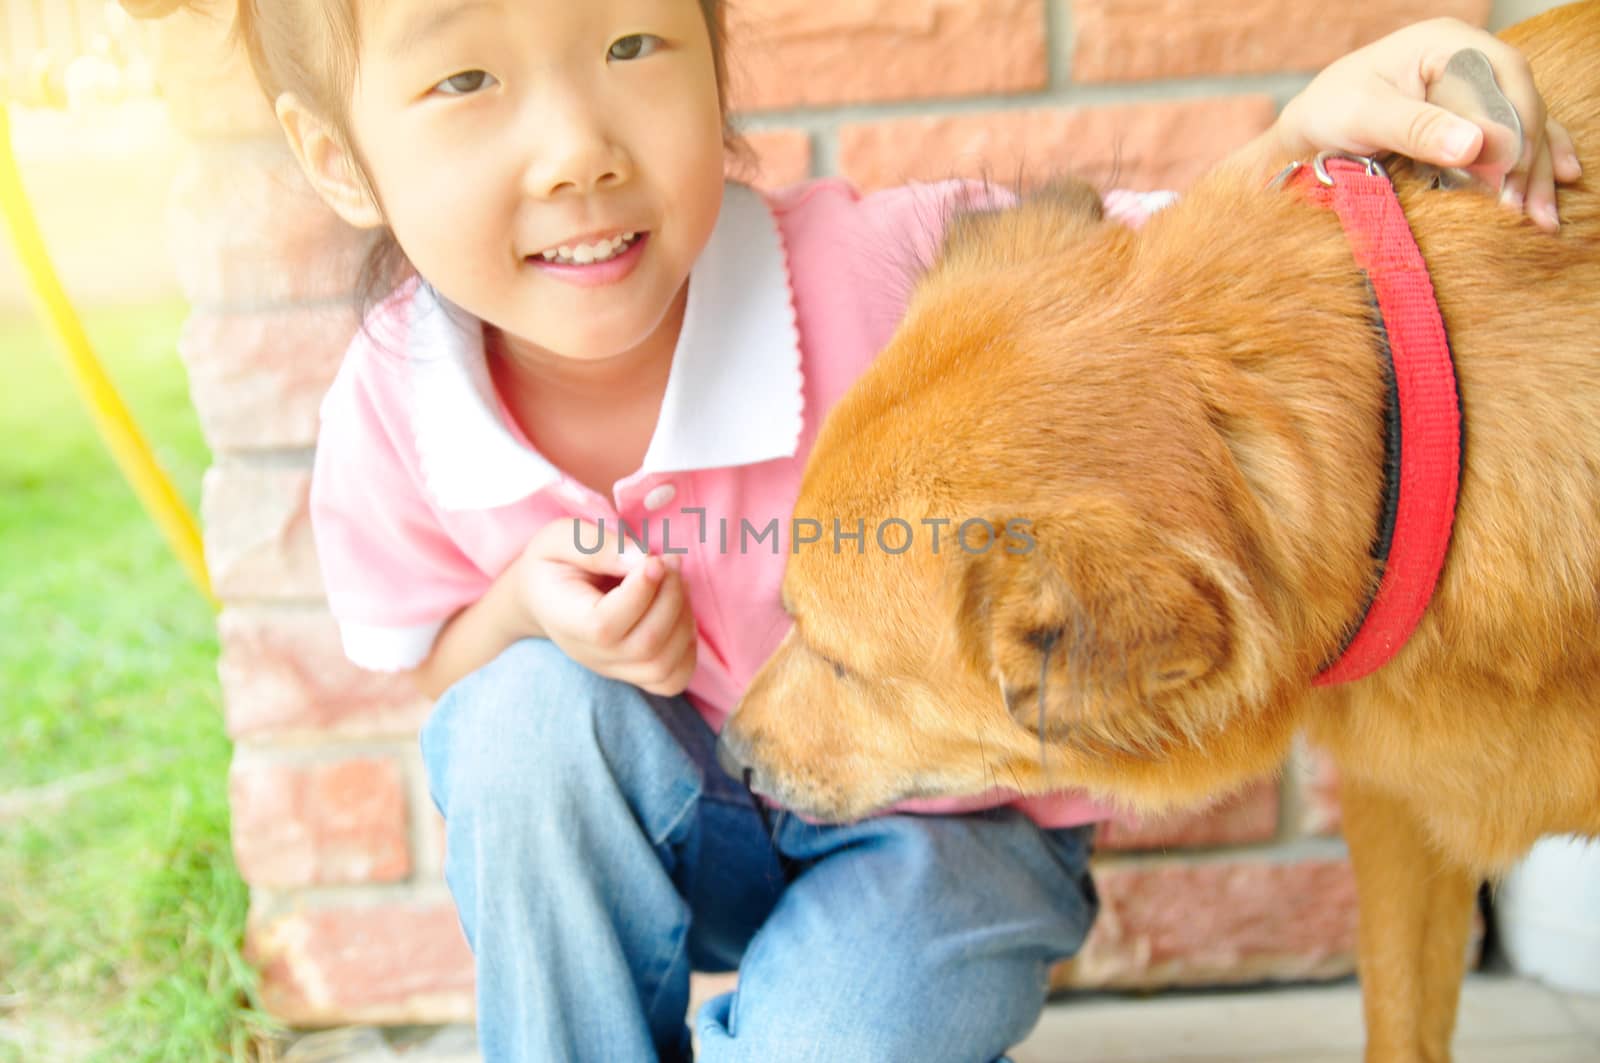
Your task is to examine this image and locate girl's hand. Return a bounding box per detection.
[1273,18,1581,232]
[517,518,698,696]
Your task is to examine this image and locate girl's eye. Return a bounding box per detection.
[608,34,663,62]
[433,70,497,96]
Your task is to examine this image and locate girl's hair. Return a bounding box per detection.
[122,0,739,325]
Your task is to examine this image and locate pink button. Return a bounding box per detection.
[643,483,678,511]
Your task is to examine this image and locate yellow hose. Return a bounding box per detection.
[0,101,217,608]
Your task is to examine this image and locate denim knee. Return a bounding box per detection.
[420,639,614,814]
[420,640,709,1060]
[419,637,699,845]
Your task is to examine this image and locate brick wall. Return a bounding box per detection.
[142,0,1537,1027]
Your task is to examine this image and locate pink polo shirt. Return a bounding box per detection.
[311,178,1172,828]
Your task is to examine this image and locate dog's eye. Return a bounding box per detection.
[1023,626,1065,654]
[816,650,851,680]
[799,632,853,680]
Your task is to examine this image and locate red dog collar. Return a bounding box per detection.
[1274,153,1463,686]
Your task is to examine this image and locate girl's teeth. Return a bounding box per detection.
[538,233,638,265]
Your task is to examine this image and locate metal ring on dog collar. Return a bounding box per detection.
[1267,160,1303,190]
[1312,150,1389,186]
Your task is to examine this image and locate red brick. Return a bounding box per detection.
[248,901,474,1025]
[1097,777,1280,852]
[230,754,411,887]
[202,463,323,601]
[727,0,1046,111]
[733,129,814,190]
[1073,0,1492,82]
[168,139,376,309]
[180,303,359,452]
[839,96,1278,194]
[219,609,432,741]
[1055,852,1359,989]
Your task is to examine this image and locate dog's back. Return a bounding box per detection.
[1303,0,1600,867]
[1502,1,1600,125]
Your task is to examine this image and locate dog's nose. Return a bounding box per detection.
[715,729,751,782]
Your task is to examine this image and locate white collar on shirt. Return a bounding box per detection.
[408,182,805,512]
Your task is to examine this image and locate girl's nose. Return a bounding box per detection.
[523,96,633,198]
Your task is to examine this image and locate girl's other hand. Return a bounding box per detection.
[1273,17,1581,232]
[518,518,698,696]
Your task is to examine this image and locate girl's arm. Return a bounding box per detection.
[409,518,698,701]
[309,344,697,698]
[1226,17,1580,231]
[407,547,549,700]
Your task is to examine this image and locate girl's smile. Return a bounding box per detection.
[526,231,649,288]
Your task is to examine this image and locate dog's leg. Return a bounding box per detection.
[1416,858,1480,1063]
[1341,778,1476,1063]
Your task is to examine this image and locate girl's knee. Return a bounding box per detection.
[420,638,621,808]
[440,637,605,717]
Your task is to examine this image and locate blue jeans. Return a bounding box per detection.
[420,639,1099,1063]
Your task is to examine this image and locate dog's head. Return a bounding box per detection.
[722,180,1332,822]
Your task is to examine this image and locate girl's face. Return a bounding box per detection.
[346,0,726,365]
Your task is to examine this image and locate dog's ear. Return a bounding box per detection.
[939,178,1108,270]
[954,504,1234,751]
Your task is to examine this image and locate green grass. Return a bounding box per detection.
[0,300,281,1061]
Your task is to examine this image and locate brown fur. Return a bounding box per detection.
[723,4,1600,1059]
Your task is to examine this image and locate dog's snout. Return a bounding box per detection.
[715,729,752,782]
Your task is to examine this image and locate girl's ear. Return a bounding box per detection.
[275,93,385,230]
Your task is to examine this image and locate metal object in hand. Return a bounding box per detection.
[1418,47,1526,192]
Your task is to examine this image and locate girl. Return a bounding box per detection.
[132,1,1578,1060]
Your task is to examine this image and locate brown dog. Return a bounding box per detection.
[722,3,1600,1060]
